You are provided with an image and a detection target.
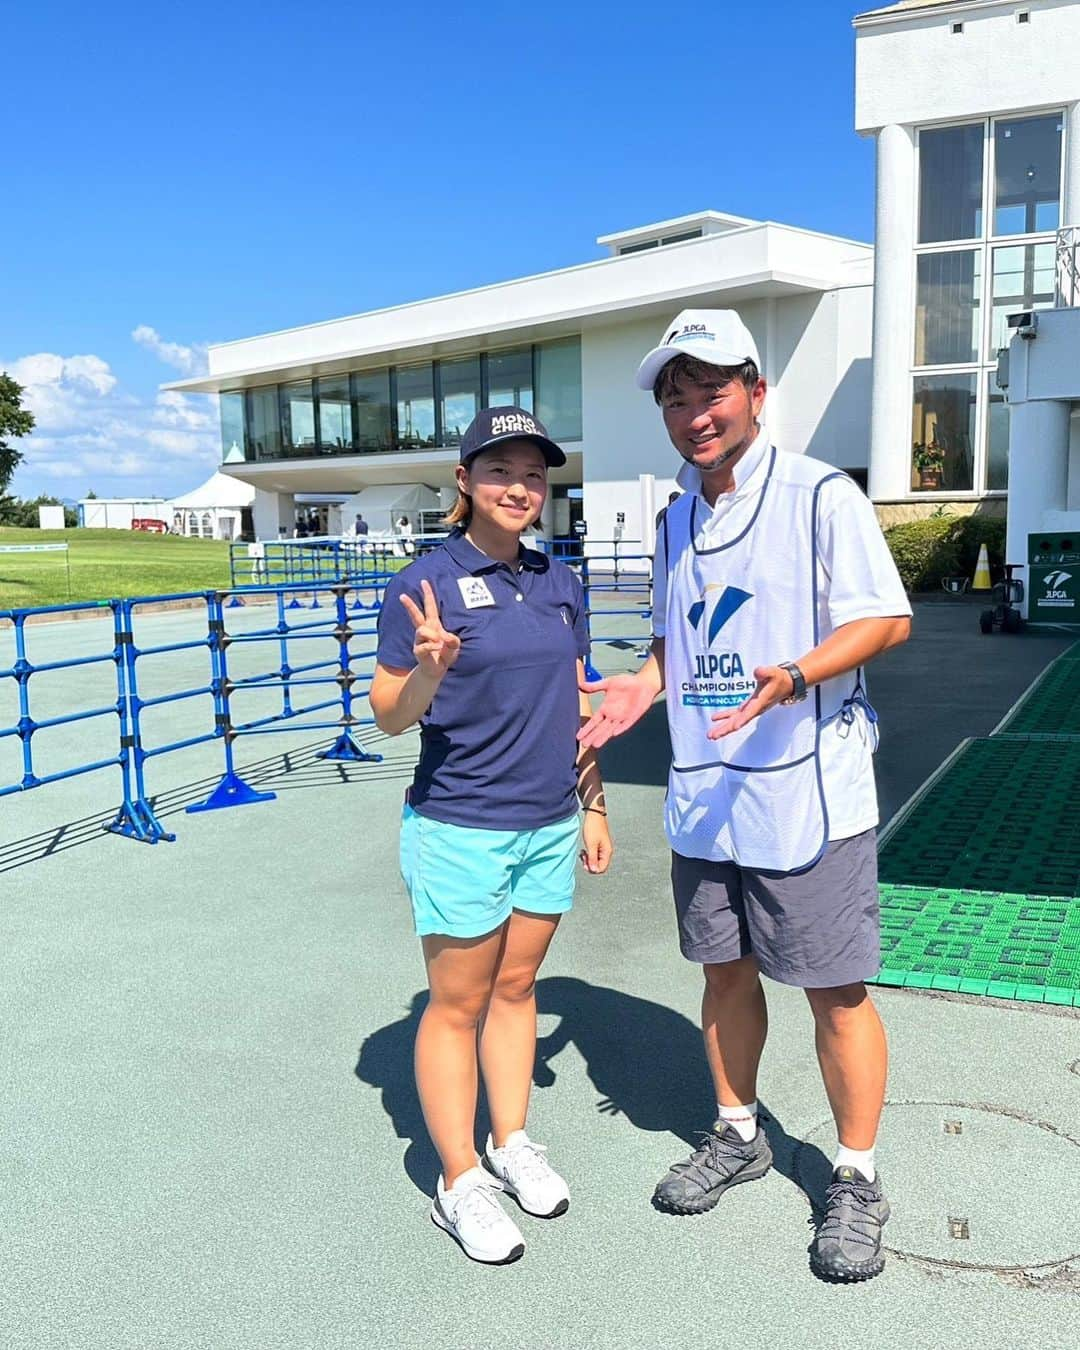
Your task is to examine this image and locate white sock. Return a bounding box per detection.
[717,1101,758,1142]
[834,1144,875,1181]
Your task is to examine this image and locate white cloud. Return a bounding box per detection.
[153,389,216,431]
[131,325,208,376]
[2,344,219,498]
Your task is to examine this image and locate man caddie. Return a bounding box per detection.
[579,309,911,1281]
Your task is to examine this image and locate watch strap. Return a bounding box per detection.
[778,661,807,704]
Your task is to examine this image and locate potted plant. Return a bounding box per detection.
[912,439,946,490]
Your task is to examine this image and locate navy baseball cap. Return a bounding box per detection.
[458,406,566,468]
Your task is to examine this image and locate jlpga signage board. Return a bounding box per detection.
[1028,533,1080,625]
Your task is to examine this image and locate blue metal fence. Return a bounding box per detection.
[1,582,383,847]
[1,536,656,846]
[0,598,135,805]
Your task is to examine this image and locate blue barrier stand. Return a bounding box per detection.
[112,590,227,840]
[316,583,381,762]
[0,598,162,841]
[184,580,384,813]
[186,591,277,815]
[108,597,176,844]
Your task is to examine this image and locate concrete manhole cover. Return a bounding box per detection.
[795,1101,1080,1271]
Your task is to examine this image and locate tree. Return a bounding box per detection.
[0,493,76,529]
[0,373,35,496]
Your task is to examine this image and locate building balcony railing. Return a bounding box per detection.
[1055,226,1079,308]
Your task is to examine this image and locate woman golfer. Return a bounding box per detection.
[372,406,613,1264]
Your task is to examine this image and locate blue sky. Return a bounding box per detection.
[1,0,875,500]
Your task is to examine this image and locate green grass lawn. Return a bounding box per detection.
[0,528,233,610]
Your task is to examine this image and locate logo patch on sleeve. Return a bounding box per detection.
[457,577,496,608]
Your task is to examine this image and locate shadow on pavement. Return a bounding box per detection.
[596,703,670,787]
[355,975,830,1205]
[0,734,410,874]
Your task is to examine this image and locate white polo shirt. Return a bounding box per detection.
[653,428,911,845]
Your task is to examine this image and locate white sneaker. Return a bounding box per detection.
[483,1130,570,1218]
[430,1167,525,1264]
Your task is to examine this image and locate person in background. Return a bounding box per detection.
[654,490,681,532]
[354,512,369,537]
[372,406,613,1266]
[396,514,415,557]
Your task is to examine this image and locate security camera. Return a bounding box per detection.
[1006,311,1039,339]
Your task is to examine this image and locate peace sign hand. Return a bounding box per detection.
[399,579,462,680]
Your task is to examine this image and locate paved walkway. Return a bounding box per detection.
[1,600,1077,1348]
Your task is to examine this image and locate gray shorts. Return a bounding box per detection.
[670,830,880,989]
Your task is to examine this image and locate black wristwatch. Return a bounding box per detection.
[778,661,807,705]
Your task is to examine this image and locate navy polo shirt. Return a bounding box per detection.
[376,529,590,831]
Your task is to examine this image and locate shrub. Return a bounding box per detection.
[884,512,1009,592]
[883,516,960,591]
[955,514,1007,581]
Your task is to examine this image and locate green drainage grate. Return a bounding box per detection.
[996,645,1080,737]
[871,884,1080,1004]
[878,738,1080,897]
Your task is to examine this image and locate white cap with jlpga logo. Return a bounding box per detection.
[635,308,761,391]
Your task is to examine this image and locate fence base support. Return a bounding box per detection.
[107,799,176,844]
[317,731,383,763]
[584,657,602,683]
[185,770,277,814]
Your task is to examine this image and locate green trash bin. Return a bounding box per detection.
[1028,533,1080,625]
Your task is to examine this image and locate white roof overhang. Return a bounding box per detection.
[168,223,871,396]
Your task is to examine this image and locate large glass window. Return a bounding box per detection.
[223,343,581,463]
[220,392,245,462]
[317,374,353,451]
[986,374,1009,491]
[353,369,392,451]
[281,380,316,455]
[912,111,1064,494]
[912,374,976,492]
[989,241,1055,355]
[994,114,1063,236]
[914,251,981,365]
[439,356,481,446]
[395,364,436,449]
[918,123,984,243]
[487,347,533,410]
[535,337,582,441]
[246,386,281,461]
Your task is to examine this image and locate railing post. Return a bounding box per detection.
[317,584,383,762]
[107,598,175,843]
[186,592,277,814]
[579,554,602,683]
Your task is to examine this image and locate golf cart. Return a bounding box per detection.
[979,563,1024,634]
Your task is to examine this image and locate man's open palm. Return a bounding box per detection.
[577,673,656,748]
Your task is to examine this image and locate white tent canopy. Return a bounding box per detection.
[168,472,255,540]
[342,483,439,535]
[168,472,255,510]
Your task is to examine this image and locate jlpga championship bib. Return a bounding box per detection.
[663,448,870,873]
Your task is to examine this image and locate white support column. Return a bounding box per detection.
[253,489,295,541]
[868,123,917,502]
[536,493,554,540]
[1064,102,1080,229]
[764,297,780,444]
[1005,398,1071,613]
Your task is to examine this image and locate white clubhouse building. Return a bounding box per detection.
[172,0,1080,551]
[172,211,874,545]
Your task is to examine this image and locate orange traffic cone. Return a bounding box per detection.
[972,542,992,591]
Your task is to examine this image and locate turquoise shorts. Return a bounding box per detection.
[399,805,580,939]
